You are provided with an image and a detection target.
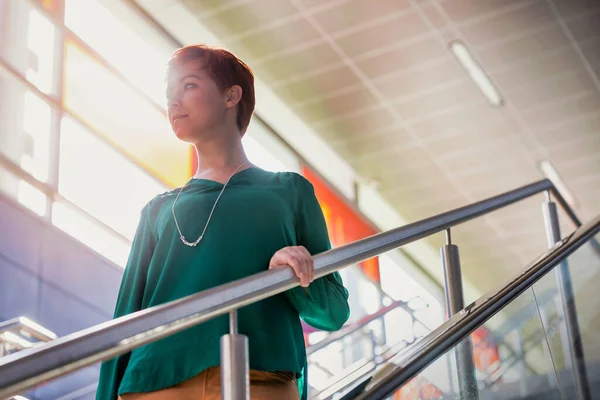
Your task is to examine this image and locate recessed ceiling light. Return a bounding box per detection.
[539,160,578,208]
[449,40,504,107]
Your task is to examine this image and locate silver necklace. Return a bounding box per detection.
[172,160,249,247]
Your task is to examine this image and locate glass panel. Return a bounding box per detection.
[62,40,190,187]
[0,66,54,183]
[379,253,444,331]
[307,301,420,398]
[384,287,563,399]
[51,200,132,267]
[0,0,58,95]
[0,168,47,217]
[64,0,173,107]
[384,307,418,346]
[58,116,168,241]
[532,235,600,399]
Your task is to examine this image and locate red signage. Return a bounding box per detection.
[302,165,380,283]
[394,376,443,399]
[472,327,500,373]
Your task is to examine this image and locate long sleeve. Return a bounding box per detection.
[285,177,350,332]
[96,205,155,400]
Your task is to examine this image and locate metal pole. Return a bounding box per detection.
[441,229,479,399]
[542,195,591,400]
[220,310,249,400]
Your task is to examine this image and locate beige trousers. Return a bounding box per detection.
[119,367,300,400]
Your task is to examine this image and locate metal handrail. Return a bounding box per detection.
[0,318,57,343]
[0,179,583,397]
[352,214,600,400]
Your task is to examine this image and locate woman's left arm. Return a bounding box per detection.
[274,177,350,331]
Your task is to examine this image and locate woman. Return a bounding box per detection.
[96,44,350,400]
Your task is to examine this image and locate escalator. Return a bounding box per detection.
[1,179,599,400]
[308,284,567,399]
[340,221,600,400]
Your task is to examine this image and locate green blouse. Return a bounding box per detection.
[96,168,350,400]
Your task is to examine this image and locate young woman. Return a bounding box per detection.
[96,44,350,400]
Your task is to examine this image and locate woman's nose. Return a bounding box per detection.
[167,89,182,109]
[168,97,181,111]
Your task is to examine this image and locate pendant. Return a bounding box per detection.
[181,235,203,247]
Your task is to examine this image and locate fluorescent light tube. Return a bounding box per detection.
[450,40,504,107]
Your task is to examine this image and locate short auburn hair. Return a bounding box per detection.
[168,44,255,134]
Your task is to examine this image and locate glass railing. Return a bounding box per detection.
[349,219,600,400]
[306,297,430,398]
[325,287,568,399]
[527,233,600,400]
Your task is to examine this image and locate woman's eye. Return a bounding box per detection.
[184,83,197,90]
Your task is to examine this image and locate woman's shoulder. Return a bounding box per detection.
[256,169,311,189]
[139,187,180,219]
[255,170,319,199]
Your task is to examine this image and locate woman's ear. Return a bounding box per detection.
[225,85,243,108]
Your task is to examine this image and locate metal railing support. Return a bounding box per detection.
[441,229,478,399]
[542,193,591,400]
[220,310,249,400]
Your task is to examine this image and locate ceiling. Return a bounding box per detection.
[175,0,600,296]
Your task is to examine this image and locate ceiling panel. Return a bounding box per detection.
[395,81,485,120]
[520,93,600,131]
[373,58,464,99]
[234,18,321,58]
[455,1,556,48]
[536,115,600,143]
[256,43,344,82]
[331,9,429,58]
[473,24,571,68]
[213,0,299,33]
[488,46,587,93]
[507,72,594,111]
[563,9,600,41]
[439,0,536,25]
[274,64,358,102]
[296,86,381,121]
[355,36,448,80]
[311,0,413,36]
[314,107,397,141]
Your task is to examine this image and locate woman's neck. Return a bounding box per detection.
[192,134,251,183]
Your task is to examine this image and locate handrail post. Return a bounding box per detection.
[220,310,249,400]
[542,193,591,400]
[441,229,478,399]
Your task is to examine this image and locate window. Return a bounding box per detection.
[62,40,191,187]
[58,116,168,241]
[52,200,132,266]
[0,0,58,95]
[0,66,54,184]
[0,168,47,217]
[64,0,174,107]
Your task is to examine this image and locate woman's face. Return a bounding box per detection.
[166,61,228,143]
